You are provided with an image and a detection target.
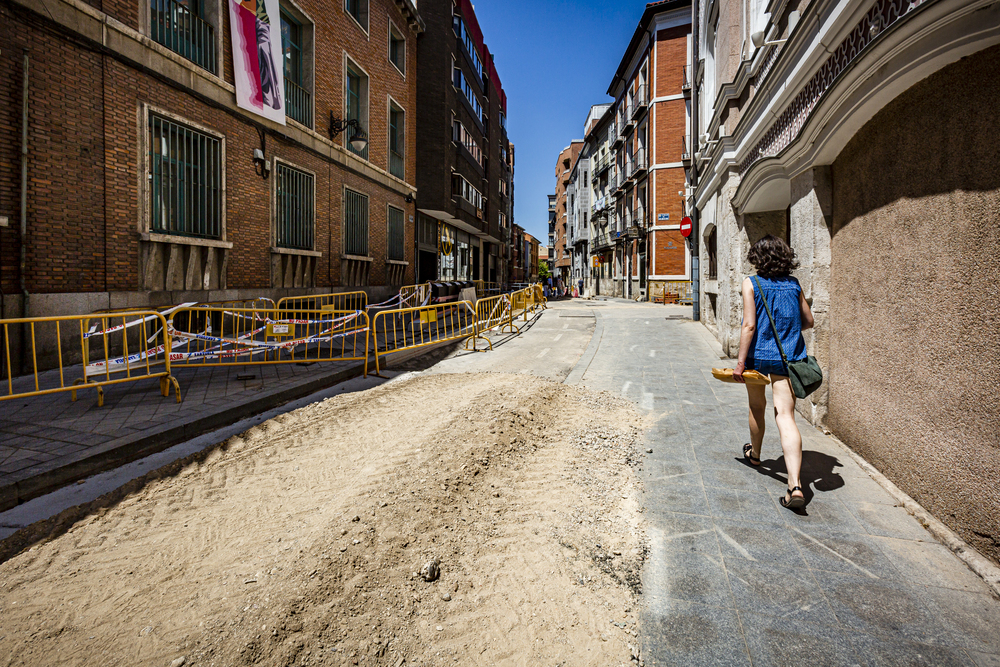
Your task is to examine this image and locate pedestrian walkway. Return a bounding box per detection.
[573,302,1000,667]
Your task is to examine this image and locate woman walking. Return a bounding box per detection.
[733,235,815,509]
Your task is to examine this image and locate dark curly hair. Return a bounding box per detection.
[747,235,799,278]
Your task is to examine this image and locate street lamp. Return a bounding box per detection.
[329,113,368,152]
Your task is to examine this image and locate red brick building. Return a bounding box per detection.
[0,0,422,330]
[552,141,581,282]
[587,0,691,298]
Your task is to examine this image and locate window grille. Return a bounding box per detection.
[389,27,405,73]
[150,0,216,73]
[389,106,404,179]
[280,12,311,127]
[346,67,368,159]
[345,0,367,28]
[344,189,369,257]
[387,206,405,261]
[149,113,222,239]
[276,164,314,250]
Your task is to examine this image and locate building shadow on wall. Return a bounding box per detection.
[742,450,845,512]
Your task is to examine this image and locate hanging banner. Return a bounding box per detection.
[228,0,286,124]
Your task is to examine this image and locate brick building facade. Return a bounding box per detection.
[0,0,422,334]
[552,142,581,283]
[414,0,513,286]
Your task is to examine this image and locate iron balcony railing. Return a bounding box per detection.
[634,207,647,229]
[631,84,648,119]
[629,148,647,178]
[284,77,312,127]
[609,170,618,191]
[389,150,405,179]
[150,0,216,73]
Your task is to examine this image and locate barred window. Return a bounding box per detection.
[344,188,369,257]
[387,206,404,261]
[149,113,222,239]
[276,163,314,250]
[388,104,404,179]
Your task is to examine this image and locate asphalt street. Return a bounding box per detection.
[431,297,1000,667]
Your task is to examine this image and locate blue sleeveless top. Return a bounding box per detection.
[747,275,806,365]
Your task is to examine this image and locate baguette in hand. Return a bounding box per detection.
[711,368,771,385]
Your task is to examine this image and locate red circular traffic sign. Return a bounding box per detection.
[680,216,693,237]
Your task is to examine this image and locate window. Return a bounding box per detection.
[453,120,483,169]
[707,227,718,279]
[280,10,311,126]
[345,59,368,159]
[276,163,314,250]
[150,0,216,72]
[388,21,405,74]
[453,66,482,124]
[452,174,483,212]
[388,103,404,179]
[344,188,369,256]
[148,113,222,239]
[387,206,405,261]
[452,15,483,75]
[344,0,367,31]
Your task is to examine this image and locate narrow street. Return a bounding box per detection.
[0,299,998,667]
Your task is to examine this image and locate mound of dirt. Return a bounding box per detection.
[0,373,645,666]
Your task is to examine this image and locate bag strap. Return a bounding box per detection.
[752,275,790,371]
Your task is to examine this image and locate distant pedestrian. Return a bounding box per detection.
[732,235,815,510]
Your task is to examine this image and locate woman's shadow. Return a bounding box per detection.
[739,449,845,514]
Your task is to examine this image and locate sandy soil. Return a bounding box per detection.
[0,372,646,667]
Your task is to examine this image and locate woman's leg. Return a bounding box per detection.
[746,383,767,459]
[770,375,804,498]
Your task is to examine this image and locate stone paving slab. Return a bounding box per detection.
[569,301,1000,667]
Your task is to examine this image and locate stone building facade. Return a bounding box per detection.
[692,0,1000,563]
[0,0,423,333]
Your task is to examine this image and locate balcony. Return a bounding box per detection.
[681,136,691,165]
[150,0,216,73]
[622,105,635,134]
[593,232,614,252]
[629,148,647,179]
[634,207,647,229]
[681,65,692,96]
[284,78,312,127]
[631,85,648,120]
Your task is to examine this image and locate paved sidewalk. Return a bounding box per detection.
[574,302,1000,667]
[0,360,365,510]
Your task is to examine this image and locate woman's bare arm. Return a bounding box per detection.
[799,289,815,330]
[733,278,756,382]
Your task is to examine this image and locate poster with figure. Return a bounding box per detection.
[228,0,286,124]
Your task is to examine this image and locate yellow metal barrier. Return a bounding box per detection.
[276,291,368,313]
[1,311,178,407]
[371,301,481,374]
[398,283,431,309]
[167,306,369,376]
[475,294,512,338]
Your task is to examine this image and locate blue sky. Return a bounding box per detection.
[471,0,648,244]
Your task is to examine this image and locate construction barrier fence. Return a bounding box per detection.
[166,305,369,376]
[1,311,178,407]
[0,283,547,406]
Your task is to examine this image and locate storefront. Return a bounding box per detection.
[438,222,476,282]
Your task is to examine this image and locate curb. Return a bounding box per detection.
[826,432,1000,598]
[0,362,368,513]
[564,309,602,386]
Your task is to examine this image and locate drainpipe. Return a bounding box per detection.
[690,0,701,321]
[19,51,30,372]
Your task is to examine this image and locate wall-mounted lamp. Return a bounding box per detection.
[405,193,414,204]
[329,113,368,152]
[252,127,270,179]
